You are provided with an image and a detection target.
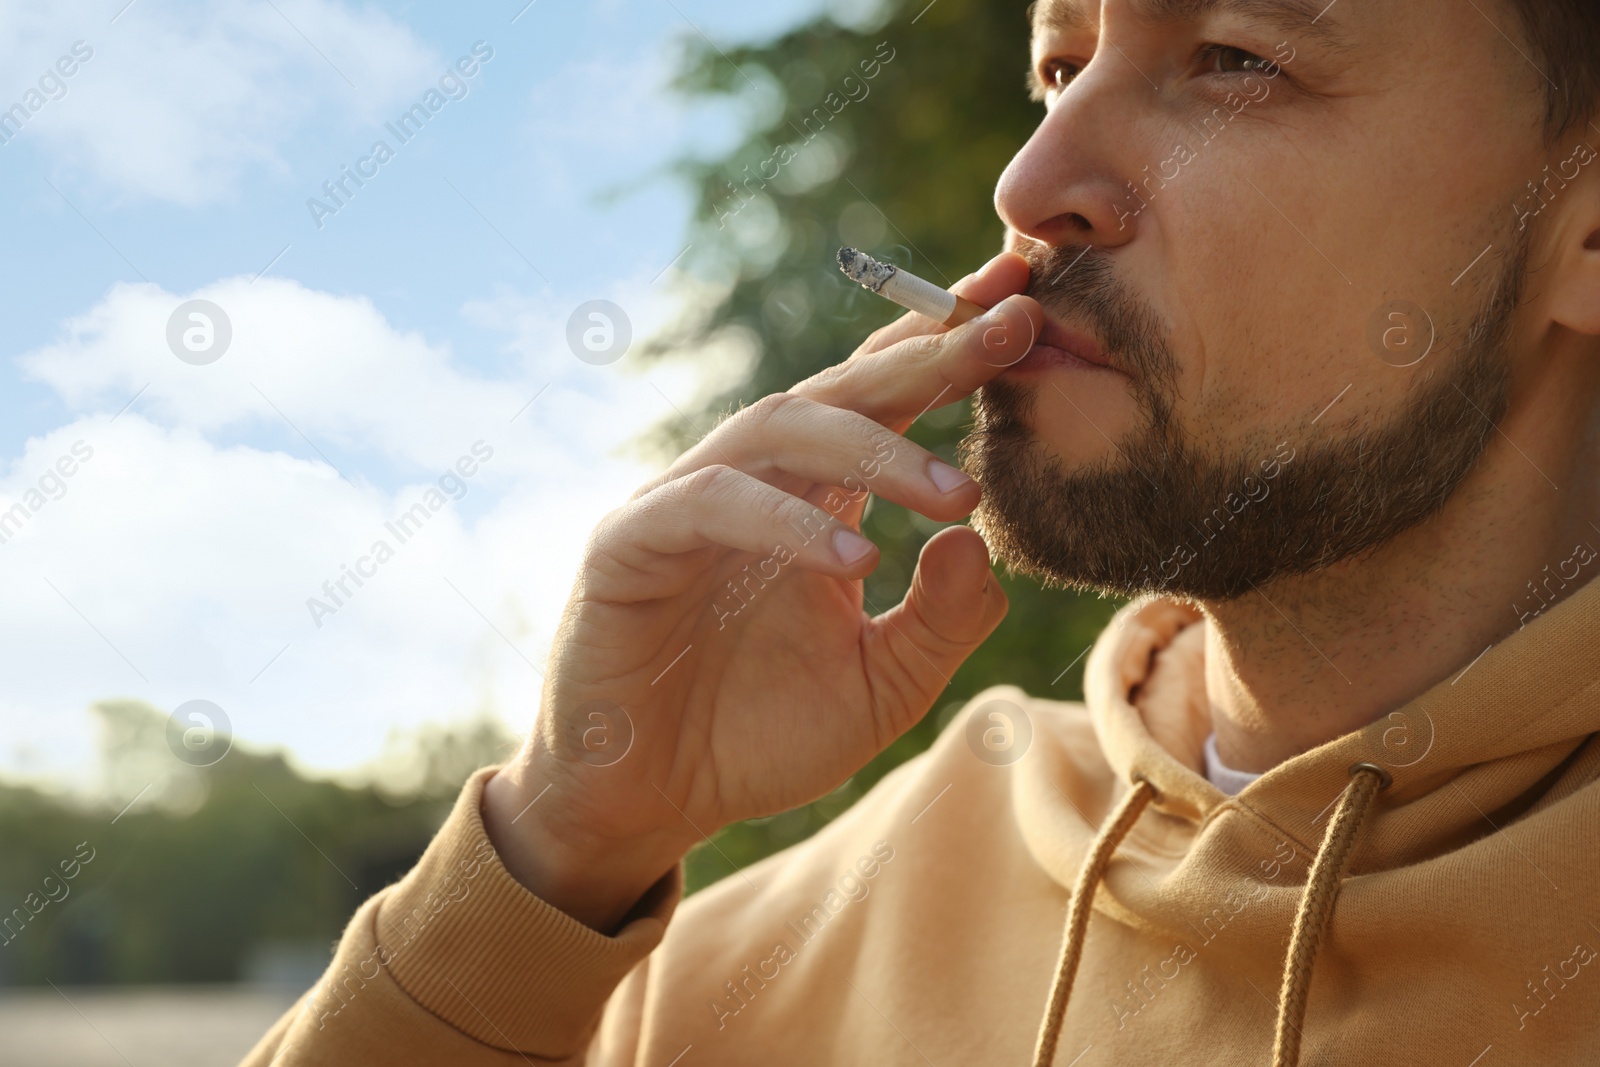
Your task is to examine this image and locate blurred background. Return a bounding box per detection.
[0,0,1117,1062]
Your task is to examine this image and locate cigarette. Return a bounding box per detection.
[837,247,987,328]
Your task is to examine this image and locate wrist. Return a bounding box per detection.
[481,761,688,933]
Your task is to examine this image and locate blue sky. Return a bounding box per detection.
[0,0,875,789]
[0,0,822,444]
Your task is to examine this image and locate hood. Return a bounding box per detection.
[1074,577,1600,873]
[1013,575,1600,1063]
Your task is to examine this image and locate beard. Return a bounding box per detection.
[959,238,1527,601]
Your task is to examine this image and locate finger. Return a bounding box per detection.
[639,394,978,521]
[796,292,1045,431]
[607,464,881,581]
[863,527,1009,731]
[801,481,868,530]
[855,251,1032,355]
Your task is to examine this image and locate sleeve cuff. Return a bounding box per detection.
[377,766,681,1056]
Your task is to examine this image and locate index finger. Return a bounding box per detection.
[794,290,1044,432]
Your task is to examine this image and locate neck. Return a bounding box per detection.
[1204,341,1600,773]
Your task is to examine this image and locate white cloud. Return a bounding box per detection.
[0,0,439,203]
[4,268,748,788]
[0,412,624,787]
[18,269,730,473]
[23,276,519,471]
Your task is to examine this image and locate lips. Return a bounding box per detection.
[1008,314,1118,374]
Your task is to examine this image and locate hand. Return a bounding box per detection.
[484,253,1042,930]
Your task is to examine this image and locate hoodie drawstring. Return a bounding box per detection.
[1271,762,1390,1066]
[1031,776,1157,1067]
[1031,763,1390,1067]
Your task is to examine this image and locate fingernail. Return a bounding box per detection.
[833,528,875,566]
[927,459,973,494]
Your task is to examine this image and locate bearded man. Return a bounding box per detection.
[248,1,1600,1063]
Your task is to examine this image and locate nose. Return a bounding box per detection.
[994,61,1141,252]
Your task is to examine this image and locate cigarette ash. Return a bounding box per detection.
[837,247,898,292]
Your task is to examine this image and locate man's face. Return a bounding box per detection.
[964,0,1558,598]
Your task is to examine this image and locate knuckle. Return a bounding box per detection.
[756,491,800,531]
[684,463,737,499]
[583,512,616,557]
[799,362,849,395]
[740,391,799,430]
[898,331,946,363]
[585,503,636,558]
[862,426,905,466]
[781,500,831,544]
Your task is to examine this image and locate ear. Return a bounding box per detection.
[1545,136,1600,335]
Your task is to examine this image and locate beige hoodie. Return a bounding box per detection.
[244,578,1600,1066]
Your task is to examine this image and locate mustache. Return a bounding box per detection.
[1014,241,1176,387]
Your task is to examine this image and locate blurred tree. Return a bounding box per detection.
[0,701,514,987]
[653,0,1124,892]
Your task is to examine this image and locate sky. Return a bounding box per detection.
[0,0,875,789]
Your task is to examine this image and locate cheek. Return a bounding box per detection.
[1159,180,1372,437]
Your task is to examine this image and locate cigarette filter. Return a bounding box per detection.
[837,247,986,327]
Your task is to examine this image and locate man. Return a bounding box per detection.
[247,0,1600,1063]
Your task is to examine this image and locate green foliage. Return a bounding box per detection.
[0,701,513,987]
[658,0,1125,892]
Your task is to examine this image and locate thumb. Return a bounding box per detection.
[864,526,1009,732]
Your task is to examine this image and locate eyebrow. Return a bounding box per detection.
[1030,0,1352,48]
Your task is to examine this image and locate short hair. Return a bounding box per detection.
[1504,0,1600,140]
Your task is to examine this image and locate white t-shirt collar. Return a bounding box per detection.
[1203,732,1264,796]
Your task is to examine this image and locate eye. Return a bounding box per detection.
[1200,44,1275,75]
[1040,58,1081,92]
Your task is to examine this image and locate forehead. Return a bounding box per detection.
[1031,0,1355,45]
